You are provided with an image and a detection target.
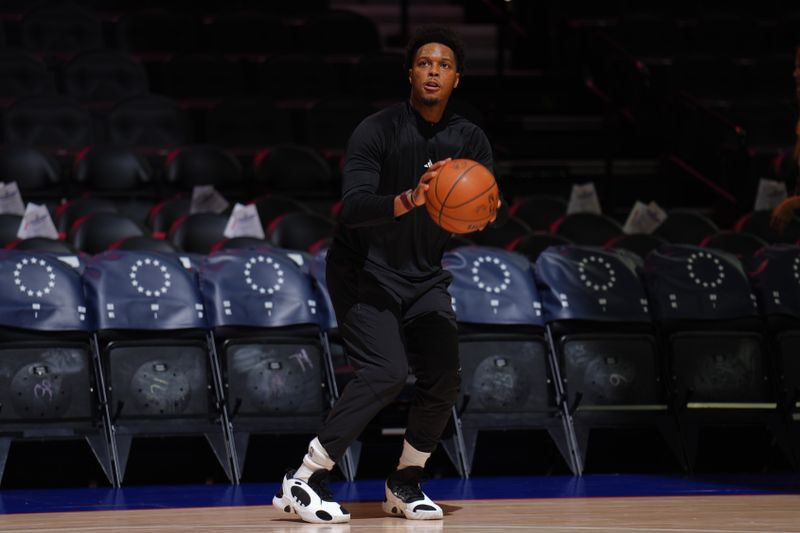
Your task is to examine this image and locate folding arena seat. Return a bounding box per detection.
[206,98,293,149]
[536,245,681,473]
[68,212,145,254]
[267,212,335,252]
[551,213,624,246]
[0,51,55,102]
[441,247,580,476]
[0,145,63,201]
[209,12,287,55]
[200,247,344,480]
[6,237,76,254]
[444,235,476,252]
[654,209,719,245]
[249,194,309,228]
[253,144,333,197]
[257,54,336,103]
[508,233,572,263]
[3,96,93,149]
[510,195,568,232]
[604,233,667,260]
[0,215,22,247]
[73,145,154,195]
[701,231,767,259]
[0,250,115,486]
[116,10,201,55]
[352,52,408,104]
[168,213,229,255]
[108,94,190,149]
[54,197,120,236]
[469,216,533,249]
[303,9,381,55]
[305,97,377,153]
[164,145,246,199]
[161,54,245,100]
[20,4,103,55]
[84,250,236,483]
[749,245,800,467]
[735,210,800,245]
[108,236,178,254]
[209,237,269,253]
[62,51,149,105]
[147,196,190,237]
[643,245,787,470]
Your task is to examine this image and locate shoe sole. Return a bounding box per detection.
[382,485,443,520]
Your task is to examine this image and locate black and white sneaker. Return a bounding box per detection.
[382,466,443,520]
[272,469,350,524]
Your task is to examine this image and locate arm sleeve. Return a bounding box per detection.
[469,127,509,227]
[338,119,398,228]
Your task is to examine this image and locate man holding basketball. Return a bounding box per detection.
[273,25,505,524]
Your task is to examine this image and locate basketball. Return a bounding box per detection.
[425,159,499,234]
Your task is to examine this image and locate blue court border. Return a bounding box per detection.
[2,473,800,515]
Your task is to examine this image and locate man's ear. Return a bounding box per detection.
[408,69,413,85]
[454,72,461,89]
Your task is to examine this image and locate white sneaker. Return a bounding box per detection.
[272,469,350,524]
[381,466,443,520]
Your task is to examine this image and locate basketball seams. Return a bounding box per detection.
[445,181,498,209]
[438,162,478,226]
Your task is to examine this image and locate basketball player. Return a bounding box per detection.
[272,25,506,523]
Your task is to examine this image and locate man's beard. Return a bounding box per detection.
[420,95,440,107]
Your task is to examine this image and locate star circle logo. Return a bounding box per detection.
[129,258,171,297]
[687,252,725,289]
[471,255,511,294]
[13,258,56,298]
[577,255,616,292]
[243,255,284,295]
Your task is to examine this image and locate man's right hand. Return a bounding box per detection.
[411,158,451,207]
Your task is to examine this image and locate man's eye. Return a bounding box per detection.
[441,63,450,69]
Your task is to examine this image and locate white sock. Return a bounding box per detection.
[397,439,431,471]
[294,437,335,482]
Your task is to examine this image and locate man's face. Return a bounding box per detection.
[409,42,460,108]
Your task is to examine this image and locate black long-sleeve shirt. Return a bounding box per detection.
[331,100,505,283]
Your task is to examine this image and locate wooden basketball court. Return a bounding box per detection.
[3,494,800,532]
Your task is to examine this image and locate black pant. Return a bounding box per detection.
[318,249,460,463]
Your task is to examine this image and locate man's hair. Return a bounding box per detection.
[405,25,465,73]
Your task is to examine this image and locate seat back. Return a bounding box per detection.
[74,144,153,193]
[4,96,93,148]
[551,213,623,246]
[63,51,148,104]
[108,94,189,148]
[69,213,144,254]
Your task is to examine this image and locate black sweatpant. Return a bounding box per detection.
[318,247,460,463]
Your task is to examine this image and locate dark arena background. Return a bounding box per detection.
[0,1,799,531]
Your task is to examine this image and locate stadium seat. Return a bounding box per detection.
[0,52,55,102]
[510,195,568,231]
[206,98,293,148]
[305,97,377,152]
[108,94,190,149]
[55,197,120,236]
[442,246,580,476]
[69,212,145,254]
[164,145,245,198]
[0,250,115,485]
[200,248,343,480]
[3,96,93,148]
[701,231,767,259]
[0,145,63,200]
[469,216,533,249]
[84,251,235,484]
[249,194,308,228]
[551,213,624,246]
[643,245,787,471]
[735,210,800,245]
[253,144,333,196]
[508,232,572,262]
[257,54,336,102]
[0,215,22,247]
[109,235,178,254]
[749,245,800,467]
[604,233,667,259]
[536,245,681,473]
[654,210,719,245]
[267,212,335,252]
[6,237,76,254]
[62,51,149,104]
[168,213,229,254]
[147,196,190,237]
[161,54,245,100]
[73,145,154,195]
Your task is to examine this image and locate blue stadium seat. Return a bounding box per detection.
[442,246,579,476]
[0,250,114,486]
[200,248,349,480]
[536,245,681,473]
[644,244,787,470]
[84,251,236,484]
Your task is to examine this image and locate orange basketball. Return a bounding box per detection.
[425,159,498,234]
